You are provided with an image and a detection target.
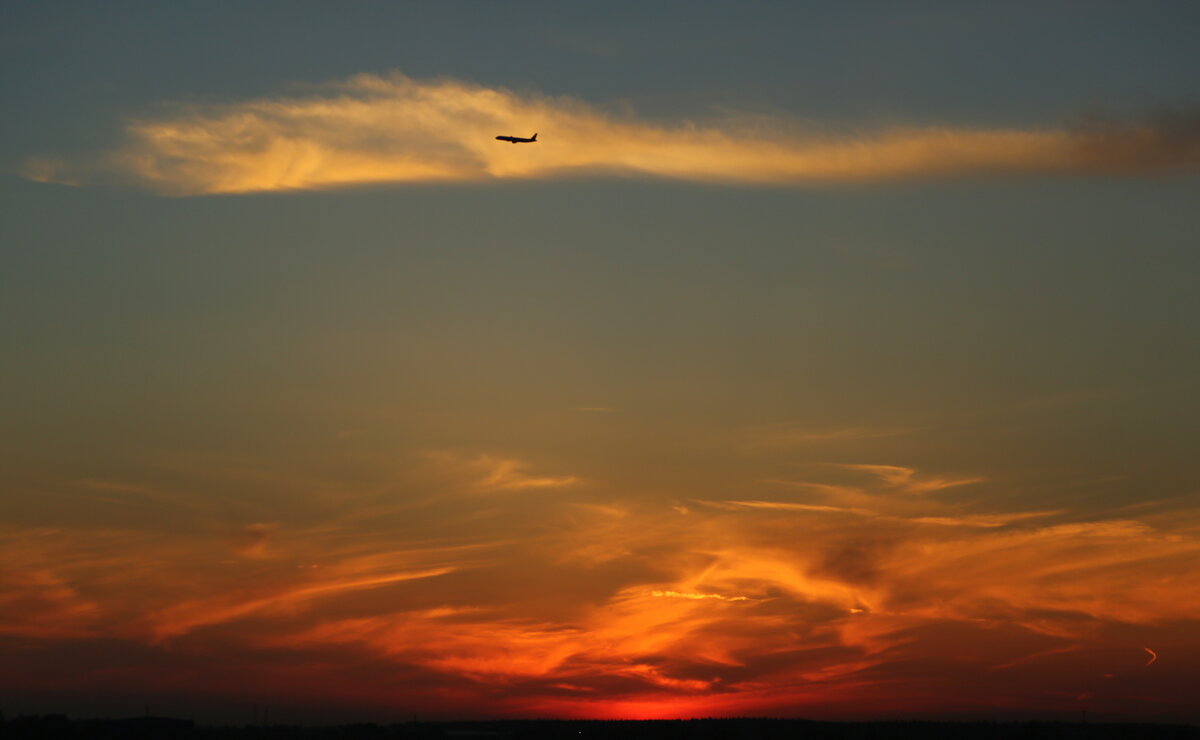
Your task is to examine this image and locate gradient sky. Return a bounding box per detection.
[3,0,1199,725]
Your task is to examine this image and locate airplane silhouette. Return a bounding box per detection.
[495,133,537,143]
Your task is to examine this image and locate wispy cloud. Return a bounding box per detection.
[835,464,984,494]
[0,564,100,639]
[472,454,581,491]
[703,497,1058,528]
[711,500,867,515]
[3,457,1198,719]
[149,566,455,640]
[416,451,583,494]
[651,590,750,602]
[25,73,1200,194]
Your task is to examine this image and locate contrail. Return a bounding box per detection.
[1144,647,1158,666]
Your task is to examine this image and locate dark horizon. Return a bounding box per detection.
[6,714,1200,740]
[4,702,1197,729]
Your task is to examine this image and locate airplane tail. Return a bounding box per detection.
[531,133,537,141]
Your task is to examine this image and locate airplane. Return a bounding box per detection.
[495,133,537,143]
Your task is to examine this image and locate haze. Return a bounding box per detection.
[2,1,1198,725]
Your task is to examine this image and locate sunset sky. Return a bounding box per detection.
[3,1,1199,725]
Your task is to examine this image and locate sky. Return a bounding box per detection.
[2,0,1199,725]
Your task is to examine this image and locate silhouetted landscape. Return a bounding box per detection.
[3,716,1197,739]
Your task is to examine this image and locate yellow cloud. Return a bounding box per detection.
[472,454,581,491]
[651,590,750,601]
[26,73,1200,194]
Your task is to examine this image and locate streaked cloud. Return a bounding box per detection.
[0,564,100,639]
[149,566,456,641]
[834,464,984,494]
[24,73,1200,194]
[711,500,867,515]
[471,454,581,491]
[708,498,1058,528]
[230,522,275,558]
[3,456,1198,720]
[416,451,583,494]
[651,590,750,602]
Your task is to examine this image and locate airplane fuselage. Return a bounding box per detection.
[495,133,537,143]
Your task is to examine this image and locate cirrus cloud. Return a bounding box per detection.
[23,73,1200,194]
[3,456,1199,721]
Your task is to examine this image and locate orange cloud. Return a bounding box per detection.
[4,458,1199,720]
[472,455,581,491]
[24,73,1200,194]
[0,565,100,639]
[416,451,582,494]
[834,464,984,494]
[148,566,456,640]
[651,590,750,602]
